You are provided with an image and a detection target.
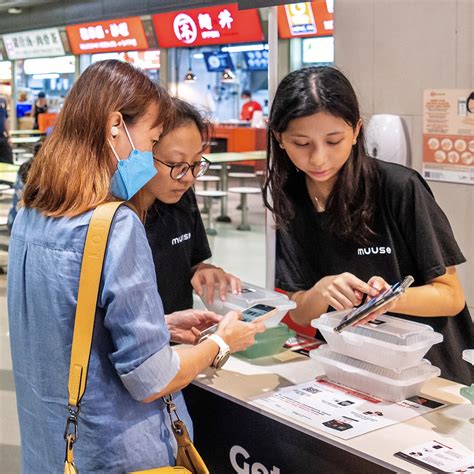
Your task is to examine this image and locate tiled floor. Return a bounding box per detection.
[0,182,266,472]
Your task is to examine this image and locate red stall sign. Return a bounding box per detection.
[278,1,334,38]
[152,4,263,47]
[66,17,149,54]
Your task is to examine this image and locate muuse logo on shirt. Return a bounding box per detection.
[171,233,191,246]
[357,246,392,256]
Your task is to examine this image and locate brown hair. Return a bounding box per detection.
[23,60,171,217]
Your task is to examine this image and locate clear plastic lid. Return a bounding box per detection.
[312,346,440,383]
[312,312,442,347]
[200,282,295,310]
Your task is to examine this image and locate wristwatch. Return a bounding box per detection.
[200,334,231,369]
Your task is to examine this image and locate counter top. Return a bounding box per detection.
[193,351,473,473]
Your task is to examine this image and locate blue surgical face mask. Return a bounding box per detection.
[109,122,157,200]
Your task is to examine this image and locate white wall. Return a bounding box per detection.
[335,0,474,310]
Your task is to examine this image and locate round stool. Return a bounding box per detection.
[228,172,257,210]
[228,187,261,231]
[0,186,14,198]
[196,175,221,213]
[197,175,220,190]
[195,190,227,235]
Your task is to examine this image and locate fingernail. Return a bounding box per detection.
[373,281,382,290]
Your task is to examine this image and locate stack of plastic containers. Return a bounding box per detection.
[200,282,296,358]
[310,313,443,402]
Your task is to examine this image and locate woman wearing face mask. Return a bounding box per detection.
[263,66,472,385]
[8,60,264,473]
[145,98,241,327]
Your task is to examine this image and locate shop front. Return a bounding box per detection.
[66,16,161,82]
[152,3,268,153]
[2,27,74,130]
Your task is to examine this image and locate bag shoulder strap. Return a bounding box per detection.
[67,201,124,408]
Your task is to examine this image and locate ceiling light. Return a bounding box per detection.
[184,48,197,82]
[184,69,197,82]
[221,68,236,83]
[221,44,268,53]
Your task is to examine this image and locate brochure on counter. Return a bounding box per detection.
[250,378,446,440]
[395,440,474,473]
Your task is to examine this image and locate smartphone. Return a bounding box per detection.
[199,303,278,338]
[333,275,414,333]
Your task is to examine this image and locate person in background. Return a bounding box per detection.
[31,91,48,130]
[466,91,474,114]
[240,89,262,122]
[146,98,241,320]
[7,141,42,233]
[263,66,473,385]
[0,94,13,164]
[8,60,263,472]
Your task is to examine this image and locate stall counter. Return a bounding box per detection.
[185,350,473,473]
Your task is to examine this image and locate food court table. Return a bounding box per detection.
[206,151,266,222]
[11,136,41,145]
[9,130,45,136]
[184,351,473,473]
[0,163,19,185]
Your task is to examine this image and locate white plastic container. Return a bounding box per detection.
[310,346,440,402]
[311,312,443,370]
[462,349,474,365]
[199,282,296,328]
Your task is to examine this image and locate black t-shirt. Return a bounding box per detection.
[276,159,473,385]
[145,189,211,314]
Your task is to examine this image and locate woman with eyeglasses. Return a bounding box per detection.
[145,98,241,335]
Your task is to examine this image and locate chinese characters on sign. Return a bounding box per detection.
[152,4,263,48]
[278,1,334,38]
[422,89,474,185]
[3,28,65,60]
[66,17,148,55]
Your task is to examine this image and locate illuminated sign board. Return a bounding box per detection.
[3,28,65,59]
[152,4,263,47]
[278,1,334,38]
[66,17,148,54]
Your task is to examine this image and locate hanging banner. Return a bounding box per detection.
[66,17,148,55]
[152,4,263,47]
[422,89,474,185]
[3,28,65,60]
[278,1,334,38]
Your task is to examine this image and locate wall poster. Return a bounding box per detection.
[423,89,474,185]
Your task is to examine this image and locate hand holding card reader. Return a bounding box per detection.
[200,303,278,339]
[334,276,414,333]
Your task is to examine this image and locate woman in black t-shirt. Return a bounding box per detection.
[263,67,473,385]
[145,98,241,341]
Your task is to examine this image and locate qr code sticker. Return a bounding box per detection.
[302,386,321,395]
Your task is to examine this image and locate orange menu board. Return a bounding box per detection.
[278,1,334,38]
[423,89,474,185]
[66,17,148,55]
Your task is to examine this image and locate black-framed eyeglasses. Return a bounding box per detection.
[153,156,211,180]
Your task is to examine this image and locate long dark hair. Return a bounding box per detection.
[263,66,378,246]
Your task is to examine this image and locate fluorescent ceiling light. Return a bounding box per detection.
[221,44,268,53]
[32,73,60,80]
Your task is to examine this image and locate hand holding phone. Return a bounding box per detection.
[333,276,414,333]
[199,303,277,339]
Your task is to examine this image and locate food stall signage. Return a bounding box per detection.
[3,28,65,60]
[66,17,148,55]
[152,4,263,47]
[278,1,334,38]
